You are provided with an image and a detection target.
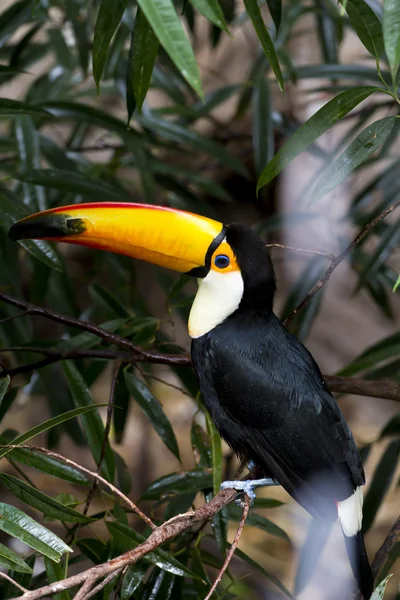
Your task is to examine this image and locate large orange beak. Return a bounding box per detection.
[8,202,226,277]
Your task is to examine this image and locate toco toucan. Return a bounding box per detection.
[9,202,373,598]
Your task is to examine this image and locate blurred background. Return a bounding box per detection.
[0,0,398,598]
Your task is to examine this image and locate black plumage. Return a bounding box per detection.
[191,225,373,599]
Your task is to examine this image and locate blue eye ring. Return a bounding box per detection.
[214,254,230,269]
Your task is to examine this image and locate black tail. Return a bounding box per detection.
[343,531,374,599]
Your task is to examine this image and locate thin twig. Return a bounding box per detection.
[371,515,400,577]
[0,572,28,593]
[72,576,95,600]
[204,495,251,600]
[284,198,400,325]
[0,445,155,530]
[265,244,335,260]
[83,570,122,600]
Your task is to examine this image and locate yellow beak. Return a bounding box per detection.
[8,202,226,276]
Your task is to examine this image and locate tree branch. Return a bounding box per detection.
[371,515,400,578]
[284,198,400,325]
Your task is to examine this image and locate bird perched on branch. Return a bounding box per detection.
[9,202,373,599]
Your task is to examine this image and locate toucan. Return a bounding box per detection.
[9,202,373,598]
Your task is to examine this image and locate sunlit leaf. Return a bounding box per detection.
[0,541,32,573]
[124,371,180,460]
[309,117,397,204]
[371,575,393,600]
[393,274,400,291]
[243,0,283,91]
[121,563,149,599]
[0,503,72,562]
[137,0,203,97]
[257,86,378,192]
[190,0,229,33]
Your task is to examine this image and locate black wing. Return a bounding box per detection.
[191,312,364,519]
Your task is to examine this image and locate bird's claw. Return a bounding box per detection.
[220,478,278,508]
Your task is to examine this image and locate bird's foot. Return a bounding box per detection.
[220,478,278,508]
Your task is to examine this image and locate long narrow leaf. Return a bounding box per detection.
[93,0,128,86]
[0,503,72,562]
[257,86,378,192]
[243,0,283,91]
[190,0,229,33]
[340,0,384,59]
[309,116,397,204]
[383,0,400,85]
[0,405,107,460]
[0,541,32,573]
[131,8,159,112]
[137,0,203,97]
[125,371,180,460]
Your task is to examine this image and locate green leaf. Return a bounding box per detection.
[63,362,115,482]
[106,521,199,578]
[253,76,273,175]
[93,0,129,86]
[371,575,393,600]
[190,0,229,33]
[266,0,281,33]
[15,115,46,212]
[309,117,397,204]
[362,439,400,533]
[0,474,92,523]
[0,541,33,573]
[44,556,71,600]
[0,0,34,49]
[6,447,90,486]
[243,0,283,91]
[139,113,248,176]
[393,273,400,291]
[228,504,290,542]
[233,547,294,598]
[256,86,378,192]
[0,405,106,460]
[137,0,203,97]
[383,0,400,85]
[143,469,212,499]
[205,411,222,497]
[14,169,133,202]
[131,8,159,112]
[121,563,149,599]
[0,184,62,271]
[340,0,384,59]
[0,98,51,117]
[0,503,72,562]
[124,371,180,460]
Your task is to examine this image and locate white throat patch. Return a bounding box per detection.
[188,270,244,338]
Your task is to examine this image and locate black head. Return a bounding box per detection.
[225,224,276,312]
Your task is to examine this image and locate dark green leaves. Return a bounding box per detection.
[93,0,129,87]
[130,8,159,113]
[137,0,203,97]
[0,503,72,561]
[257,86,378,191]
[0,98,51,117]
[243,0,283,91]
[309,117,398,204]
[9,446,90,485]
[340,0,384,60]
[63,362,115,482]
[0,474,92,523]
[383,0,400,87]
[0,541,32,573]
[190,0,229,33]
[125,371,180,460]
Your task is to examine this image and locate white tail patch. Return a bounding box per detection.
[338,486,364,537]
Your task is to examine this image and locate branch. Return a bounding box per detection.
[265,244,335,260]
[371,515,400,578]
[0,445,155,530]
[1,346,399,402]
[204,495,251,600]
[11,486,238,600]
[284,198,400,325]
[0,572,28,593]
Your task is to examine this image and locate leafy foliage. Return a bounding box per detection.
[0,0,398,598]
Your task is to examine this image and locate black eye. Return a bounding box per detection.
[214,254,230,269]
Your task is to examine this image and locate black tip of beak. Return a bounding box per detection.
[8,215,86,241]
